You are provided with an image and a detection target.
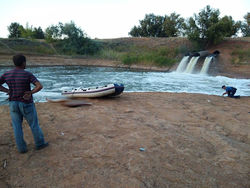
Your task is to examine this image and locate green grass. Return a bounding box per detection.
[0,38,56,55]
[95,48,123,60]
[0,37,189,68]
[231,49,250,65]
[95,39,181,67]
[121,47,179,67]
[13,45,55,54]
[121,54,140,65]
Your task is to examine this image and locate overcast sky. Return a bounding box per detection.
[1,0,249,39]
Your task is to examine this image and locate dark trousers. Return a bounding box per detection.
[228,88,237,98]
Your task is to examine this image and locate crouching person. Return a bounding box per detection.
[222,85,239,98]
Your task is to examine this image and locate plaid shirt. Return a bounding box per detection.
[0,68,38,103]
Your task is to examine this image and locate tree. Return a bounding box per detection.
[60,21,85,39]
[129,14,165,37]
[33,27,45,39]
[184,17,200,42]
[128,26,142,37]
[129,13,184,37]
[19,23,35,39]
[45,24,61,42]
[8,22,45,39]
[241,13,250,37]
[162,13,185,37]
[185,5,241,46]
[8,22,23,38]
[45,21,100,55]
[58,21,87,54]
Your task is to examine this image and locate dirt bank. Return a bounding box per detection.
[0,93,250,187]
[208,39,250,78]
[0,54,172,72]
[0,37,250,77]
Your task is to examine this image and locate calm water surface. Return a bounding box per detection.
[0,66,249,104]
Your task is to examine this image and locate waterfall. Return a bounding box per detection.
[184,56,199,73]
[200,56,213,74]
[176,56,189,73]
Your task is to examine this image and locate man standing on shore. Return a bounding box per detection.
[0,54,48,153]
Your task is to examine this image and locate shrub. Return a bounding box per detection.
[231,49,250,64]
[120,47,179,67]
[96,48,123,60]
[121,54,140,65]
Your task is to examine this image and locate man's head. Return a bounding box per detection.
[13,54,26,68]
[222,85,226,90]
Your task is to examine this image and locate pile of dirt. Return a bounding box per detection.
[0,93,250,187]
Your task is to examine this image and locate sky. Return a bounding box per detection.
[0,0,249,39]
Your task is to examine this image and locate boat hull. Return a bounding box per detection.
[62,83,124,98]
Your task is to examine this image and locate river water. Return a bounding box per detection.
[0,66,249,104]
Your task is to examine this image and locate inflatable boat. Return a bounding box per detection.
[62,83,124,98]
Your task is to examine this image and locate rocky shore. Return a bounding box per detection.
[0,92,250,187]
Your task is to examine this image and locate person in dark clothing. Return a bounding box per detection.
[222,85,239,98]
[0,54,48,153]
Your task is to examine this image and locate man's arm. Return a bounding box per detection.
[23,81,43,100]
[0,85,9,94]
[0,75,9,94]
[31,81,43,94]
[222,91,228,96]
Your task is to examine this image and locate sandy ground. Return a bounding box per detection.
[0,92,250,188]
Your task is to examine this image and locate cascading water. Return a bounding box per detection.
[200,56,213,75]
[184,56,199,73]
[176,56,189,73]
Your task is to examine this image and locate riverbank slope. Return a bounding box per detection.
[0,37,249,78]
[0,92,250,187]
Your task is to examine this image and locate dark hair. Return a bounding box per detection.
[222,85,226,88]
[13,54,26,67]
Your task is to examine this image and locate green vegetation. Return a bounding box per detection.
[44,21,100,55]
[0,36,192,67]
[129,13,184,37]
[129,5,245,48]
[0,38,56,55]
[231,49,250,65]
[3,6,249,67]
[93,38,191,66]
[241,13,250,37]
[7,21,100,56]
[96,48,123,60]
[8,22,44,39]
[121,47,178,66]
[184,5,241,47]
[121,52,176,66]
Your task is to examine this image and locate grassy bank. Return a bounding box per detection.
[0,37,193,68]
[1,37,249,69]
[231,48,250,65]
[0,38,57,55]
[95,37,193,67]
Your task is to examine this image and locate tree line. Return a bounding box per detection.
[129,6,249,47]
[6,5,250,54]
[7,21,100,55]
